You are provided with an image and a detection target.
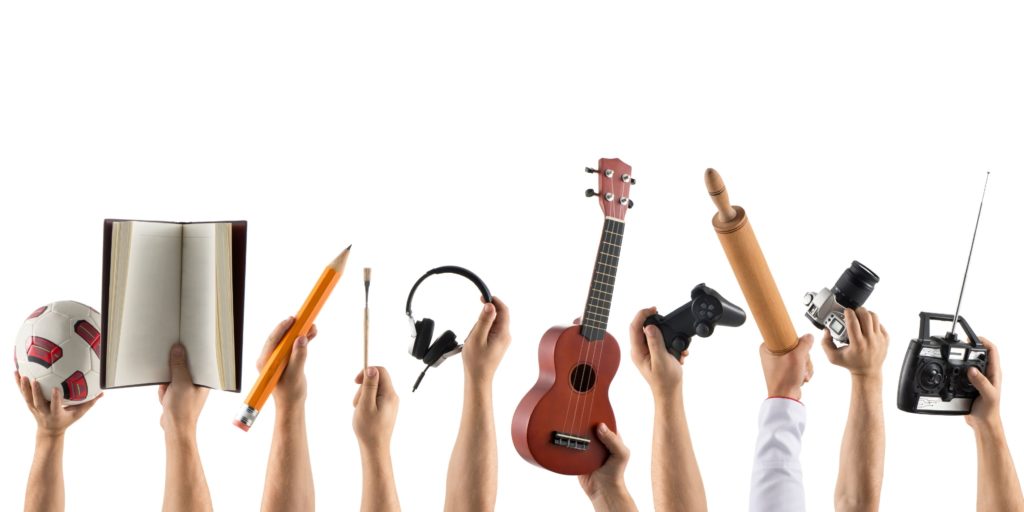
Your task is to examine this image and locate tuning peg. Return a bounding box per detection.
[585,167,598,174]
[631,178,637,185]
[619,197,629,205]
[628,199,634,208]
[585,188,598,197]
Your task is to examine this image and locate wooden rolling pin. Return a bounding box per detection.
[706,168,799,354]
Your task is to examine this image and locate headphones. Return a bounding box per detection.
[405,265,493,391]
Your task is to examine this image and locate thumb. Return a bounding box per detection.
[643,325,666,360]
[596,423,628,460]
[288,336,309,375]
[470,303,497,345]
[967,367,997,399]
[169,344,191,384]
[820,331,840,364]
[359,367,380,411]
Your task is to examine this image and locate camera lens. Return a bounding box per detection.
[831,260,879,309]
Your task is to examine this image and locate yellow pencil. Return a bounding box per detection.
[234,245,351,432]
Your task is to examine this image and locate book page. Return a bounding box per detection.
[109,221,183,386]
[180,223,235,390]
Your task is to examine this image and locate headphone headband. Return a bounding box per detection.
[405,265,493,317]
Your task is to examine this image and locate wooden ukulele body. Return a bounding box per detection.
[512,324,620,475]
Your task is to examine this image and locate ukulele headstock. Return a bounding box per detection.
[585,158,635,220]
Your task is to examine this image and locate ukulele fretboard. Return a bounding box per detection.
[580,217,625,341]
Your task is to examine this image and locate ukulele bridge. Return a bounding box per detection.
[551,431,591,451]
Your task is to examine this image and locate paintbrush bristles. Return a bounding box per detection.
[363,267,371,370]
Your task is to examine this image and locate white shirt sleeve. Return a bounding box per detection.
[749,397,806,512]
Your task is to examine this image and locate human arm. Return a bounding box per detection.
[629,307,706,512]
[444,297,512,512]
[159,343,212,512]
[965,338,1024,511]
[16,373,101,512]
[259,317,318,512]
[749,334,814,512]
[353,366,401,512]
[821,308,888,512]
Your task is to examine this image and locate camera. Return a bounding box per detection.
[803,261,879,344]
[897,312,988,415]
[643,283,746,359]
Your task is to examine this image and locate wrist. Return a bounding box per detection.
[464,369,495,388]
[163,425,198,443]
[590,483,631,506]
[652,385,683,408]
[972,417,1004,438]
[767,387,801,401]
[358,440,392,460]
[36,429,66,443]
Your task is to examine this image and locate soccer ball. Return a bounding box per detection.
[13,301,102,405]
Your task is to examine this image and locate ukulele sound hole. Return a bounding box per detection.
[569,364,597,393]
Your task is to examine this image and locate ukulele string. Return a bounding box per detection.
[582,218,621,436]
[573,218,614,438]
[565,219,608,438]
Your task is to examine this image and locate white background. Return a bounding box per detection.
[2,2,1023,511]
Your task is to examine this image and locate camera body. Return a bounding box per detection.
[643,283,746,359]
[804,260,879,344]
[897,312,988,415]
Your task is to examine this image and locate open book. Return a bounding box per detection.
[101,219,247,391]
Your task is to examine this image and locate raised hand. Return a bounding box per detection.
[158,343,208,435]
[760,334,815,401]
[578,424,637,512]
[16,373,101,437]
[821,308,889,378]
[461,297,512,385]
[629,307,686,396]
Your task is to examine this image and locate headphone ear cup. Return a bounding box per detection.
[412,318,435,360]
[423,330,459,366]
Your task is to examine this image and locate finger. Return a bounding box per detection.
[352,387,362,408]
[595,423,628,459]
[820,330,840,364]
[358,367,380,411]
[880,323,889,340]
[50,386,63,415]
[168,343,192,384]
[643,325,670,363]
[258,317,296,369]
[855,307,874,335]
[967,366,997,400]
[869,312,881,336]
[31,380,49,411]
[680,349,689,364]
[845,309,863,340]
[468,303,497,347]
[980,337,1000,389]
[18,376,34,408]
[489,296,510,335]
[629,308,658,357]
[305,324,318,343]
[158,383,167,403]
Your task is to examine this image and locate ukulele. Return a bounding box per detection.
[512,158,635,475]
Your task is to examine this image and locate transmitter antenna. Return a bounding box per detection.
[951,172,990,331]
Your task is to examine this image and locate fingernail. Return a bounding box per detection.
[598,423,609,433]
[296,336,308,347]
[171,344,184,356]
[969,367,979,376]
[484,303,495,314]
[366,367,378,378]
